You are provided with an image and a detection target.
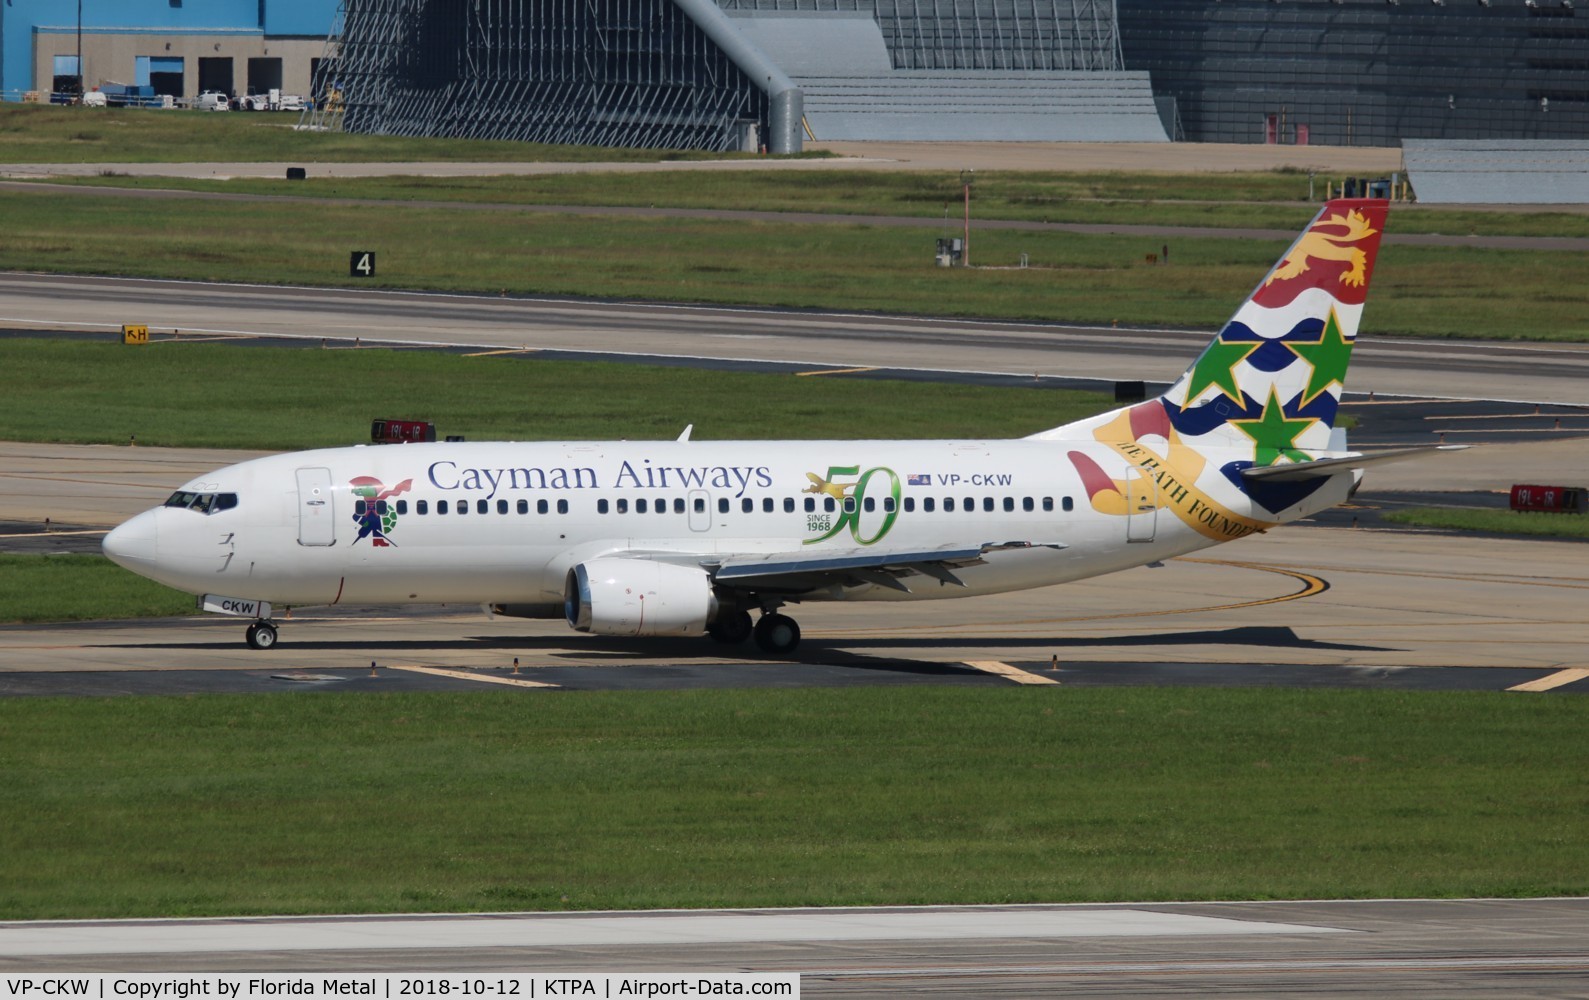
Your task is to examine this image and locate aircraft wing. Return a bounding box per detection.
[700,541,1065,595]
[1240,445,1469,483]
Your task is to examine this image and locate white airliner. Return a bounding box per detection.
[104,199,1440,654]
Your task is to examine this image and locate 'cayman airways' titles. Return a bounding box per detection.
[427,460,773,500]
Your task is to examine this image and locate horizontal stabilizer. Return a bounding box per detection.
[1240,445,1468,483]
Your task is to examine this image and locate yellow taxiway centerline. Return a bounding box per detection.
[387,665,559,689]
[963,660,1060,686]
[1507,668,1589,693]
[795,366,878,377]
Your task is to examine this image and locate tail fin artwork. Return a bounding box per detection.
[1163,198,1388,450]
[1037,199,1397,539]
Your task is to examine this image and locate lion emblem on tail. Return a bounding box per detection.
[1264,208,1379,289]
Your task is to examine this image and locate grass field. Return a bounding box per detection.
[0,103,737,164]
[1383,506,1589,539]
[0,339,1110,449]
[4,190,1586,340]
[0,554,192,623]
[43,171,1589,239]
[1,687,1585,919]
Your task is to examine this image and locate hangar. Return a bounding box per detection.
[5,0,1583,152]
[0,0,329,104]
[309,0,1170,153]
[1116,0,1589,147]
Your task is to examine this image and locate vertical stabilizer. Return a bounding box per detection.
[1035,199,1390,536]
[1162,198,1388,454]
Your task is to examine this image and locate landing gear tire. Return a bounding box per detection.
[707,609,754,645]
[752,612,801,655]
[245,621,278,650]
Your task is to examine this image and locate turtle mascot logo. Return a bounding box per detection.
[350,476,413,547]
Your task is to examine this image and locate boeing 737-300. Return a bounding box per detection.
[103,199,1445,654]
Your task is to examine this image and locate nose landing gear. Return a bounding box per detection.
[244,620,279,650]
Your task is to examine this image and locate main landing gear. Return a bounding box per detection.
[244,620,279,650]
[752,612,800,655]
[707,609,753,645]
[707,608,802,654]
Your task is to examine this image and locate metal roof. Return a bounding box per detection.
[1404,140,1589,205]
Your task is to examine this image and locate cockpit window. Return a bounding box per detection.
[164,491,238,514]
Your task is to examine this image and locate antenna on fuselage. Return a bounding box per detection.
[677,424,694,442]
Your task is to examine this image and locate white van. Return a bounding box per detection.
[197,91,230,112]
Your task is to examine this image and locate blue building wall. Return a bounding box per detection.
[2,0,333,96]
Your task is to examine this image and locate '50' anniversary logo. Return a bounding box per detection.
[802,465,902,546]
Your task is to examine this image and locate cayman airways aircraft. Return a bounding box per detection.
[104,198,1434,654]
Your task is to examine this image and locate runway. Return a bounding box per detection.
[3,899,1587,998]
[4,272,1589,405]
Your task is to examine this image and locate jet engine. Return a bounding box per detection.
[564,558,716,636]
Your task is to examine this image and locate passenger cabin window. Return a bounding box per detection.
[417,500,429,515]
[824,497,836,513]
[397,500,409,515]
[944,498,955,512]
[762,498,774,513]
[477,499,489,515]
[983,497,995,513]
[923,498,935,512]
[497,499,508,514]
[862,497,874,513]
[617,499,629,514]
[637,499,648,514]
[741,498,754,513]
[1042,497,1054,512]
[538,500,549,515]
[1022,497,1034,512]
[804,497,815,513]
[694,497,707,513]
[517,500,529,515]
[557,499,569,514]
[597,499,609,514]
[904,497,915,513]
[718,498,730,514]
[1003,497,1014,512]
[675,498,686,514]
[1063,496,1075,512]
[438,500,450,515]
[458,501,469,515]
[783,497,795,513]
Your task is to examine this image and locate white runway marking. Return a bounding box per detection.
[0,907,1347,957]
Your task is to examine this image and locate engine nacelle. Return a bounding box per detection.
[564,558,715,636]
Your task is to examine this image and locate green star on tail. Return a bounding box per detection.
[1288,308,1354,405]
[1184,336,1261,404]
[1230,388,1315,467]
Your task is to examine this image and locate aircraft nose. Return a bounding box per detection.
[102,510,159,570]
